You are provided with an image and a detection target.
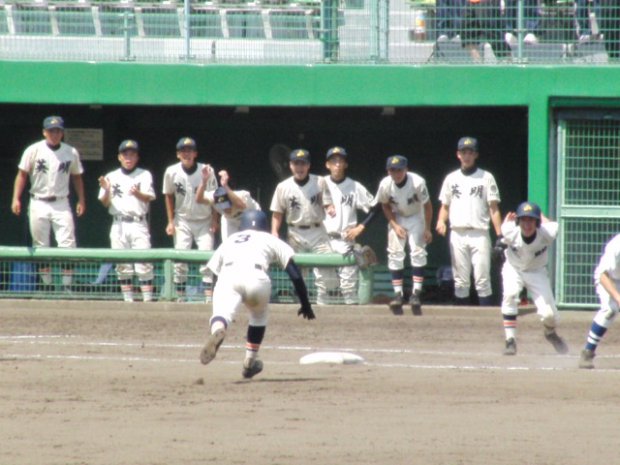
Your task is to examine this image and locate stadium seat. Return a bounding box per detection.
[0,6,9,35]
[54,5,97,36]
[189,7,223,38]
[139,6,180,37]
[12,3,53,35]
[522,42,567,63]
[433,36,473,63]
[225,9,264,39]
[268,9,310,39]
[97,3,137,36]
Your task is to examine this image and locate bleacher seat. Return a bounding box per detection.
[433,36,472,63]
[55,5,96,36]
[268,9,309,39]
[12,3,53,35]
[226,9,264,38]
[97,3,137,36]
[0,6,9,35]
[522,42,567,63]
[140,6,180,37]
[189,7,223,38]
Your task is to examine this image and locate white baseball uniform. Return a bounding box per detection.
[207,229,294,327]
[323,176,374,304]
[270,174,336,303]
[587,234,620,331]
[375,171,430,270]
[501,219,560,328]
[99,166,156,282]
[18,140,83,248]
[438,168,501,298]
[162,162,217,284]
[205,189,261,239]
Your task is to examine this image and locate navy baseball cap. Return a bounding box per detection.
[289,149,310,163]
[457,137,478,151]
[213,186,232,212]
[326,146,347,160]
[386,155,408,170]
[43,116,64,130]
[176,137,197,150]
[119,139,139,153]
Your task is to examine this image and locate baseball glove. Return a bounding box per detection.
[347,244,378,270]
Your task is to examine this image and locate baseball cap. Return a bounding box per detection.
[289,149,310,163]
[43,116,64,130]
[326,146,348,160]
[457,137,478,151]
[385,155,408,170]
[176,137,197,150]
[118,139,139,153]
[213,186,232,212]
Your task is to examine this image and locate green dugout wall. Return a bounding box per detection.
[0,62,618,306]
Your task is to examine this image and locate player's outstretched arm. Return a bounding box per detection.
[284,259,315,320]
[71,174,86,217]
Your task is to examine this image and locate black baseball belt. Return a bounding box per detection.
[30,194,66,202]
[114,215,145,223]
[289,223,321,230]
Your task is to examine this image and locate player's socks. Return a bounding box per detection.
[245,325,266,361]
[503,314,517,339]
[391,270,404,295]
[586,321,607,352]
[140,280,154,302]
[120,279,133,302]
[203,281,213,303]
[411,267,424,295]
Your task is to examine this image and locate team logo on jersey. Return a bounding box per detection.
[407,194,418,205]
[341,194,354,207]
[112,183,123,197]
[58,161,71,174]
[36,159,48,173]
[534,246,547,257]
[470,185,483,198]
[289,196,301,210]
[450,184,461,198]
[174,182,186,196]
[309,193,320,205]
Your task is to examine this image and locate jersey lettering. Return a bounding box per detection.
[58,161,71,174]
[233,234,251,244]
[534,246,548,257]
[36,159,48,173]
[341,194,354,207]
[175,182,186,196]
[470,185,483,198]
[310,193,320,205]
[112,184,123,198]
[289,196,301,210]
[450,184,461,198]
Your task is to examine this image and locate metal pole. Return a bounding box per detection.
[517,0,524,61]
[184,0,191,60]
[370,0,380,61]
[122,9,135,61]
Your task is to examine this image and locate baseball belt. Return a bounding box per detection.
[30,194,66,202]
[289,223,321,230]
[114,215,145,223]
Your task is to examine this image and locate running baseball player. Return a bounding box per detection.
[436,136,502,306]
[162,137,218,302]
[196,169,260,239]
[499,202,568,356]
[270,149,337,305]
[322,146,375,304]
[375,155,433,315]
[579,233,620,369]
[11,115,86,291]
[98,140,156,302]
[200,209,315,379]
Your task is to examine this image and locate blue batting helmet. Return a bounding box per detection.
[239,210,268,232]
[515,202,541,226]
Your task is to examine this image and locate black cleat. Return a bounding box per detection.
[503,338,517,356]
[242,359,264,379]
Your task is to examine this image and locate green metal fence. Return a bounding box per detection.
[555,114,620,308]
[0,246,374,304]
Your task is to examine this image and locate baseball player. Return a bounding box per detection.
[579,233,620,369]
[162,137,218,302]
[322,146,375,304]
[436,136,502,306]
[200,209,315,379]
[196,169,261,239]
[375,155,433,315]
[11,115,86,290]
[499,202,568,356]
[270,149,337,305]
[98,140,156,302]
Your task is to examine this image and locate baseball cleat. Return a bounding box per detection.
[242,358,263,379]
[200,328,226,365]
[389,293,404,315]
[409,293,422,316]
[578,349,595,369]
[544,330,569,354]
[503,338,517,356]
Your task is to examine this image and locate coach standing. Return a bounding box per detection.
[435,137,501,306]
[11,115,86,290]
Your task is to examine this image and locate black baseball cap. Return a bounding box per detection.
[289,149,310,163]
[43,116,64,130]
[386,155,408,170]
[119,139,139,153]
[176,137,197,150]
[457,137,478,151]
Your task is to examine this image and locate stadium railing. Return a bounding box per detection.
[0,246,375,304]
[0,0,615,65]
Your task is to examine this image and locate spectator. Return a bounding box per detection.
[461,0,511,61]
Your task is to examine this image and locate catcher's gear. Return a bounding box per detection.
[346,244,378,269]
[298,302,316,320]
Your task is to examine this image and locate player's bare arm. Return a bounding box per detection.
[423,200,433,244]
[71,174,86,217]
[600,271,620,308]
[164,194,175,236]
[271,211,283,237]
[504,211,517,223]
[435,204,449,236]
[381,203,406,239]
[11,169,28,216]
[98,175,112,208]
[219,170,247,210]
[489,201,502,236]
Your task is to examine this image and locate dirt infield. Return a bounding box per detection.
[1,300,619,465]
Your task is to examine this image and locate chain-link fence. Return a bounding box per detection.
[0,0,617,64]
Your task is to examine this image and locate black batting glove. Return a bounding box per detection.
[298,303,316,320]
